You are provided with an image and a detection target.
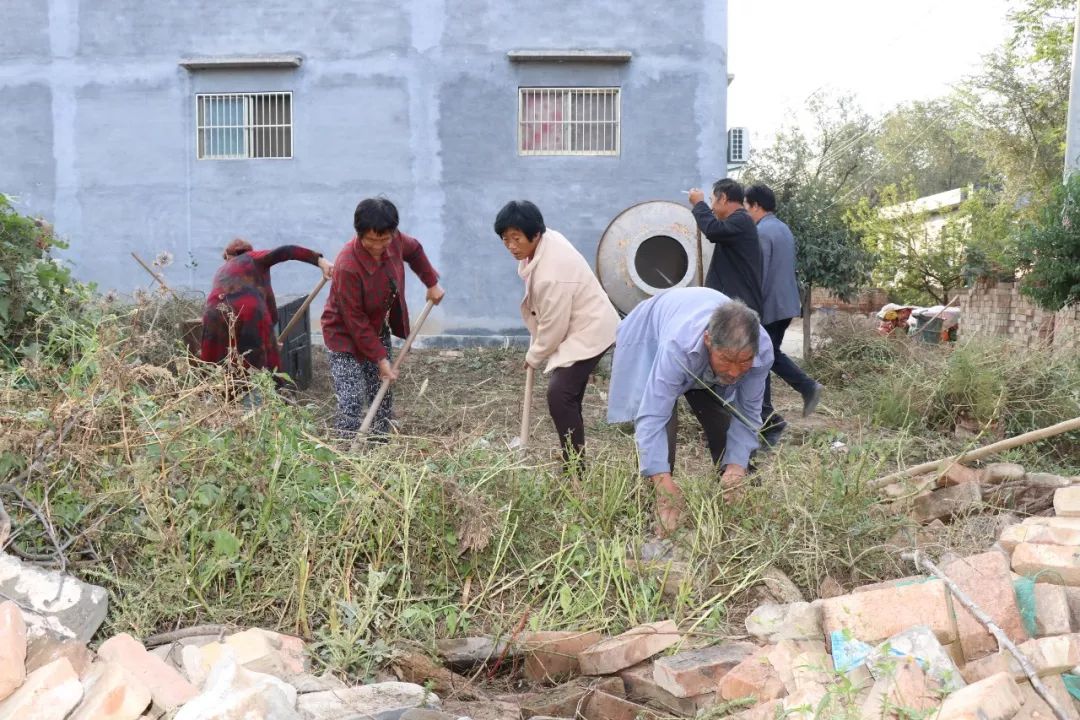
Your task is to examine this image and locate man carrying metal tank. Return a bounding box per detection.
[745,183,824,447]
[607,287,772,535]
[687,179,765,316]
[495,200,620,473]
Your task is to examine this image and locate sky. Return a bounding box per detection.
[727,0,1016,148]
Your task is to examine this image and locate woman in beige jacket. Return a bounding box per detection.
[494,201,620,469]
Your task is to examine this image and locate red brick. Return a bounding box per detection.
[618,663,715,716]
[1016,675,1080,720]
[938,463,980,487]
[68,661,151,720]
[98,633,197,711]
[941,552,1028,661]
[520,677,624,719]
[652,642,755,698]
[819,579,958,646]
[519,631,602,685]
[0,602,25,701]
[1033,583,1072,636]
[581,690,660,720]
[859,656,940,718]
[717,645,785,704]
[1055,487,1080,517]
[1013,544,1080,585]
[766,640,832,695]
[913,481,982,523]
[578,621,679,676]
[0,658,83,720]
[938,672,1023,719]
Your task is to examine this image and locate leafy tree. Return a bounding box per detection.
[1016,174,1080,310]
[0,194,76,351]
[872,99,989,198]
[956,0,1073,205]
[744,94,877,358]
[850,185,968,306]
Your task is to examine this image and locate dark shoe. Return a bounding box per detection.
[761,420,787,449]
[802,383,824,417]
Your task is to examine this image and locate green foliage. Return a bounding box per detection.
[850,185,967,305]
[743,94,876,305]
[0,194,80,352]
[1016,174,1080,310]
[956,0,1072,206]
[872,99,989,198]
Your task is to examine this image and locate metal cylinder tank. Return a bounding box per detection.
[596,200,712,315]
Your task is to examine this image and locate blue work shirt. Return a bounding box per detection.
[606,287,773,476]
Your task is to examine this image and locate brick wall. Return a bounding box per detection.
[959,281,1079,353]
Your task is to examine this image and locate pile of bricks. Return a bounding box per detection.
[508,473,1080,720]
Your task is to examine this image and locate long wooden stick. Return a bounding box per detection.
[358,299,436,434]
[871,416,1080,489]
[277,277,327,345]
[131,252,180,301]
[905,551,1071,720]
[518,365,536,449]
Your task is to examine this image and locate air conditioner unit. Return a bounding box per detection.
[727,127,749,164]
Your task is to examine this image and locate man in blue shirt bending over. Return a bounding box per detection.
[607,287,773,535]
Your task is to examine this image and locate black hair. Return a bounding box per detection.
[493,200,546,240]
[745,184,777,212]
[712,178,745,205]
[354,197,399,236]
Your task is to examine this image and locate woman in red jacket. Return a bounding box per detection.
[201,238,333,373]
[321,198,445,437]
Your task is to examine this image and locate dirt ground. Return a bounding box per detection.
[297,344,828,475]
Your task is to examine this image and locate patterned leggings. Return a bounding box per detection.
[328,334,393,438]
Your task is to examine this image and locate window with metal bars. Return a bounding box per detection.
[196,92,292,160]
[518,87,620,156]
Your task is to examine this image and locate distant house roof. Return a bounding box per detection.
[879,187,967,219]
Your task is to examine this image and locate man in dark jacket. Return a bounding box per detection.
[688,178,764,316]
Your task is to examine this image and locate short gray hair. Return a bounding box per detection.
[707,299,760,355]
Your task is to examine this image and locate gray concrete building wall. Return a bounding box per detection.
[1,0,728,336]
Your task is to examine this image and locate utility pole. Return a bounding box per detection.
[1064,0,1080,179]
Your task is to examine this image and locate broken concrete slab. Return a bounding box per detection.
[577,621,679,675]
[937,671,1023,719]
[652,642,755,698]
[68,660,152,720]
[941,551,1029,660]
[175,654,299,720]
[744,602,823,643]
[0,601,26,701]
[0,657,83,720]
[520,677,623,719]
[518,630,602,685]
[619,662,715,716]
[0,553,107,643]
[819,578,958,646]
[98,632,197,712]
[182,628,307,687]
[296,682,440,720]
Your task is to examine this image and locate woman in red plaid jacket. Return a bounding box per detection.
[200,238,333,374]
[321,198,445,438]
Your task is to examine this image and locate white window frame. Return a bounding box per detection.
[195,92,293,160]
[517,87,621,157]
